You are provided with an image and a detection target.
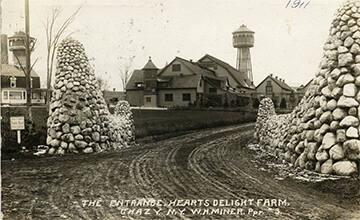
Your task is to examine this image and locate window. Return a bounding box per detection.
[172,64,181,71]
[209,88,217,94]
[3,91,9,100]
[10,76,17,88]
[158,82,169,88]
[9,91,25,100]
[165,94,173,102]
[30,78,33,88]
[32,92,39,99]
[182,93,191,101]
[266,81,271,86]
[266,85,273,94]
[136,82,144,88]
[145,97,152,102]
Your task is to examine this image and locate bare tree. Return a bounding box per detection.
[96,74,110,91]
[44,6,81,109]
[118,56,135,91]
[13,36,38,121]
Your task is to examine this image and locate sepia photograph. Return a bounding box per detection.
[0,0,360,219]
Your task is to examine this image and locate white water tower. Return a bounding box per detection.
[232,24,254,84]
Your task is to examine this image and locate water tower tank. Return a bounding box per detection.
[232,25,254,48]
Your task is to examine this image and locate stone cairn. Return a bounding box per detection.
[108,100,136,148]
[254,98,292,156]
[46,38,135,155]
[255,0,360,176]
[254,98,276,144]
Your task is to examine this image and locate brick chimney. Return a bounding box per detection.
[0,34,8,64]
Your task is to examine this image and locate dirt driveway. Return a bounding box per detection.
[2,123,359,219]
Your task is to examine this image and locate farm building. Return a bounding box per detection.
[102,89,126,108]
[126,56,256,108]
[126,24,257,108]
[198,54,255,106]
[127,57,223,107]
[198,54,255,92]
[254,74,310,111]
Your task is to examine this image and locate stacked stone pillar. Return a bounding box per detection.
[255,0,360,176]
[46,38,135,155]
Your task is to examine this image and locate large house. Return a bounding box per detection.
[0,33,45,105]
[1,64,43,105]
[127,57,227,107]
[125,54,258,108]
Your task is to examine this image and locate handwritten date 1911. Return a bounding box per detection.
[285,0,310,9]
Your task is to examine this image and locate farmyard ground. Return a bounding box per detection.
[2,124,359,219]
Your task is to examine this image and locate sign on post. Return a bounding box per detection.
[10,116,25,144]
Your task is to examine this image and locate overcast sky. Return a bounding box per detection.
[2,0,342,90]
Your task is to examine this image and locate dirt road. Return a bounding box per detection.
[2,123,359,219]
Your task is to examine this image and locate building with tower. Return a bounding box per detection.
[232,24,254,86]
[0,32,45,105]
[124,23,310,111]
[125,24,259,108]
[142,57,159,107]
[126,57,227,108]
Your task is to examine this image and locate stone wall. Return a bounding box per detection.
[255,0,360,176]
[46,38,134,155]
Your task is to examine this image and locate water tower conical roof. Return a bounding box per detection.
[233,24,254,34]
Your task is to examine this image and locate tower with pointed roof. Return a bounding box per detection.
[233,24,254,86]
[142,56,159,107]
[8,31,35,68]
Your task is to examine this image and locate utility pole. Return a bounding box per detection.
[25,0,32,121]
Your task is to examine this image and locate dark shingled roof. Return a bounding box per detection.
[198,54,254,89]
[159,75,201,89]
[126,69,145,90]
[126,56,227,91]
[157,57,224,89]
[102,90,125,104]
[173,56,218,78]
[142,58,158,70]
[0,64,39,77]
[270,76,293,91]
[126,56,226,91]
[256,74,294,92]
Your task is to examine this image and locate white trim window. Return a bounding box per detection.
[8,91,25,100]
[2,91,9,101]
[10,76,17,88]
